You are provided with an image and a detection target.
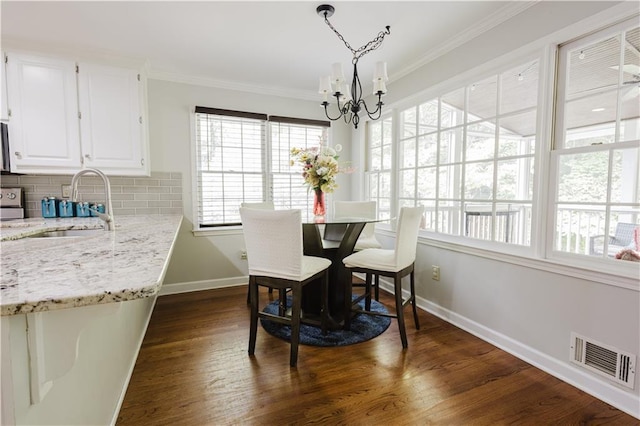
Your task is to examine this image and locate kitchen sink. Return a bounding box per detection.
[27,229,106,238]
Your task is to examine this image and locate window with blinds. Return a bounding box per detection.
[270,117,329,222]
[194,107,330,227]
[195,107,267,226]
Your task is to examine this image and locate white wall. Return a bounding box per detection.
[147,80,352,288]
[148,0,639,417]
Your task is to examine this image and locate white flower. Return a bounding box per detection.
[324,147,336,157]
[334,144,343,153]
[316,167,329,176]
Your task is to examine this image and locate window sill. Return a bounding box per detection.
[376,227,639,292]
[192,226,244,237]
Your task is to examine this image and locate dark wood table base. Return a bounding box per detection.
[301,222,365,328]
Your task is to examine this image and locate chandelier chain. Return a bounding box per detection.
[323,15,390,62]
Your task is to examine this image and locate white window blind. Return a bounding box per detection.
[270,117,329,222]
[195,107,267,226]
[194,107,330,227]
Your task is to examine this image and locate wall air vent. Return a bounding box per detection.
[570,332,636,389]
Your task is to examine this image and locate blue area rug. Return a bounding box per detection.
[260,296,391,347]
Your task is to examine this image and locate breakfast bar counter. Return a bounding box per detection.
[0,214,182,316]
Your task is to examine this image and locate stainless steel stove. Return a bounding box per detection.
[0,187,25,220]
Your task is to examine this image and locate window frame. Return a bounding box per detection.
[367,52,545,258]
[546,17,640,277]
[191,107,330,231]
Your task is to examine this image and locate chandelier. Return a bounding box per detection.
[316,4,391,129]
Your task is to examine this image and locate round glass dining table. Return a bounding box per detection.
[301,215,385,329]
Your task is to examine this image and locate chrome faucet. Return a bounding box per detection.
[70,168,114,231]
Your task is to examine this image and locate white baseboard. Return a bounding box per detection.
[156,275,640,420]
[159,277,247,296]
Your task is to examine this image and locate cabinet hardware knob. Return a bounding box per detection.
[14,151,22,159]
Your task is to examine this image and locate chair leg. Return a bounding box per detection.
[278,289,287,317]
[374,274,380,301]
[410,269,420,330]
[364,273,373,311]
[248,277,259,356]
[344,270,354,330]
[289,286,302,367]
[321,272,329,335]
[394,274,408,349]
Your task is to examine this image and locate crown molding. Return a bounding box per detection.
[1,37,148,69]
[147,70,319,102]
[389,1,540,83]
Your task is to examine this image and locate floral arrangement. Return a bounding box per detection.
[290,139,351,193]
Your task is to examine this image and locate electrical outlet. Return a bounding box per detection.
[240,250,247,260]
[61,184,72,199]
[431,265,440,281]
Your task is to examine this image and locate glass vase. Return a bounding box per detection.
[313,188,326,219]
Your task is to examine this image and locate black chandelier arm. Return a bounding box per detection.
[360,93,384,119]
[322,97,356,122]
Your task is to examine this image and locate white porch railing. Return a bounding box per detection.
[422,204,638,255]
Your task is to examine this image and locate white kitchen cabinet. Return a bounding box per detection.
[4,50,149,176]
[78,63,148,175]
[5,52,82,173]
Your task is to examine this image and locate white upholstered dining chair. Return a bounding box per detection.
[241,201,275,303]
[240,207,331,367]
[333,201,382,251]
[342,206,425,349]
[241,201,274,210]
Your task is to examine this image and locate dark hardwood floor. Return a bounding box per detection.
[117,286,638,425]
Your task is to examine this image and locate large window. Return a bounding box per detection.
[194,107,329,227]
[552,18,639,259]
[366,116,393,220]
[387,58,539,245]
[270,117,328,216]
[364,14,639,276]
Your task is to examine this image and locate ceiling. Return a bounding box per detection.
[1,1,534,100]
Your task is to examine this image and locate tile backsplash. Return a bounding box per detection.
[1,171,182,219]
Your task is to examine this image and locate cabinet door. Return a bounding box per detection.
[5,52,81,173]
[78,63,148,175]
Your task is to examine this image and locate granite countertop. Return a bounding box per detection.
[0,215,182,316]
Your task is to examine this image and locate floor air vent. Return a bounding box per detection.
[570,332,636,389]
